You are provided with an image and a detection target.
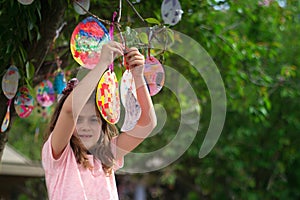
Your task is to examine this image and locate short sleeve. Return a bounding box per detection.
[111,136,124,171]
[42,133,72,172]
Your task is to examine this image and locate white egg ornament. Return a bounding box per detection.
[161,0,183,26]
[73,0,90,15]
[18,0,34,5]
[1,65,20,132]
[2,65,20,100]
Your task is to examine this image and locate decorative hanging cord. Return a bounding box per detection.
[108,11,118,71]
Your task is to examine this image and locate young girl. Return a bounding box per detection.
[42,41,157,200]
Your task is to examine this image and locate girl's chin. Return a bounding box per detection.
[82,142,96,150]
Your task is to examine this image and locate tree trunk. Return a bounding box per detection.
[0,94,9,160]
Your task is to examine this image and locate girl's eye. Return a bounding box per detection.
[77,118,83,123]
[90,117,99,123]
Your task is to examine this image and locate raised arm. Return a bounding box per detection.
[116,48,157,159]
[51,41,124,159]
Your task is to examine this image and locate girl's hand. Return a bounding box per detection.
[99,41,124,66]
[124,47,145,77]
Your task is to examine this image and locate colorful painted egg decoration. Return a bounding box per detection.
[70,16,110,69]
[96,70,120,124]
[14,87,34,118]
[36,80,56,107]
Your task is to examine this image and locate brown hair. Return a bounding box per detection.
[43,91,119,175]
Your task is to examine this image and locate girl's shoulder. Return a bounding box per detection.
[42,133,75,170]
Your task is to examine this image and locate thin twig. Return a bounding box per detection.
[124,0,146,23]
[53,22,67,42]
[117,0,122,23]
[73,0,121,28]
[116,0,125,46]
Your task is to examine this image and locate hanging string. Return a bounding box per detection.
[55,55,62,72]
[124,49,129,71]
[6,99,12,108]
[147,28,153,59]
[108,11,118,71]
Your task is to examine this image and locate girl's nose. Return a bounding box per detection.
[78,119,92,131]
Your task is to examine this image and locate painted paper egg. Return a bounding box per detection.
[53,71,66,94]
[34,101,51,119]
[2,65,20,99]
[121,88,141,132]
[36,80,56,107]
[120,70,137,107]
[96,70,120,124]
[73,0,90,15]
[161,0,184,26]
[144,56,165,96]
[70,16,110,69]
[14,87,34,118]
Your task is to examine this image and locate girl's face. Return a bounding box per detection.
[75,102,102,149]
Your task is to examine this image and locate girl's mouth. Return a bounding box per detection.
[78,134,92,138]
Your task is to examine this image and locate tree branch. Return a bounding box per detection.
[125,0,146,24]
[73,0,121,28]
[28,0,67,74]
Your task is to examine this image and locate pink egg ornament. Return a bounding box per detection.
[36,80,56,107]
[144,56,165,96]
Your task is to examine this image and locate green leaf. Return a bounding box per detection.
[166,28,175,43]
[145,18,161,25]
[25,61,35,80]
[25,79,36,97]
[19,46,27,63]
[138,32,148,44]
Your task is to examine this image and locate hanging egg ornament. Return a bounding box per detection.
[14,87,34,118]
[53,71,66,94]
[33,100,51,120]
[73,0,90,15]
[70,16,110,69]
[161,0,183,26]
[18,0,34,5]
[96,70,120,124]
[2,65,20,99]
[1,65,20,132]
[36,80,56,107]
[121,88,141,132]
[144,56,165,96]
[120,70,137,107]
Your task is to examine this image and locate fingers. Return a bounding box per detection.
[124,47,145,68]
[103,41,124,56]
[100,44,145,69]
[99,41,124,64]
[127,59,144,67]
[124,47,139,59]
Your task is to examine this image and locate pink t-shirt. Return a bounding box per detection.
[42,134,124,200]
